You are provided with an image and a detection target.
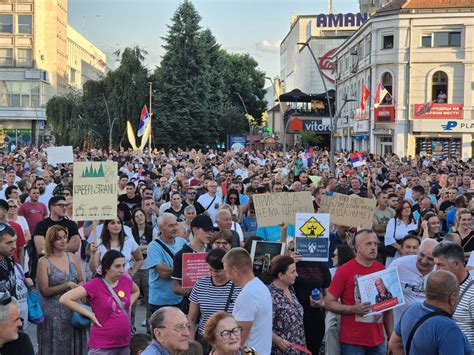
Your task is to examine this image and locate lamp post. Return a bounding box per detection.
[332,97,356,168]
[101,93,118,150]
[264,76,287,156]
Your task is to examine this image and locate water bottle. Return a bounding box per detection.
[311,288,321,301]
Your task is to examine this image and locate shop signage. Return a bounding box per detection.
[354,119,369,133]
[319,48,337,84]
[375,106,395,122]
[303,120,331,132]
[413,103,463,119]
[412,119,474,133]
[316,13,368,28]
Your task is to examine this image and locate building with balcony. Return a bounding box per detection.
[334,0,474,159]
[0,0,106,147]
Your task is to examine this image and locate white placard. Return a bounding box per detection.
[47,146,74,166]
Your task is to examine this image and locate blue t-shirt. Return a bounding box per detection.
[147,237,187,306]
[242,216,258,232]
[395,301,472,355]
[256,224,295,242]
[446,208,457,231]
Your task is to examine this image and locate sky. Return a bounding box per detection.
[68,0,359,78]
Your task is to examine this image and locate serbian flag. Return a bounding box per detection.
[350,151,366,167]
[374,82,389,108]
[137,105,150,137]
[360,84,370,111]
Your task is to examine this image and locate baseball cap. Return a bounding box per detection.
[190,215,214,231]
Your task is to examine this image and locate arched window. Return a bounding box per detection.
[381,72,393,105]
[432,71,448,103]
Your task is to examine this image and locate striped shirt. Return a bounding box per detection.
[189,276,241,335]
[453,274,474,348]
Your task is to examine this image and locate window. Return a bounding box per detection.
[382,35,393,49]
[0,48,13,66]
[0,15,13,33]
[17,48,31,67]
[381,72,393,105]
[17,15,32,34]
[421,32,461,47]
[432,71,448,103]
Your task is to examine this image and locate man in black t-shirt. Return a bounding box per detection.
[0,225,17,298]
[439,187,457,233]
[118,182,142,221]
[30,196,80,280]
[165,192,186,222]
[183,187,205,215]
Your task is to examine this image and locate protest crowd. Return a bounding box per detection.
[0,144,473,355]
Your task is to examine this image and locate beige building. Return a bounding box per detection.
[0,0,106,147]
[334,0,474,159]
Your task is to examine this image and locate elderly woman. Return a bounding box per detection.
[36,225,87,355]
[269,255,306,354]
[188,249,241,351]
[204,312,254,355]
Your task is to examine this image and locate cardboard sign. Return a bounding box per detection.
[328,193,376,229]
[295,213,330,262]
[73,162,118,221]
[250,240,285,279]
[46,146,74,166]
[253,191,314,227]
[182,253,209,288]
[357,267,405,315]
[319,195,331,213]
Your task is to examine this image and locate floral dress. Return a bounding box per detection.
[269,283,306,355]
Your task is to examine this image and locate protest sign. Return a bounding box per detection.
[357,268,405,315]
[319,195,331,213]
[46,146,74,166]
[182,253,210,288]
[253,191,314,227]
[73,162,118,221]
[328,193,376,229]
[250,240,285,279]
[295,213,330,261]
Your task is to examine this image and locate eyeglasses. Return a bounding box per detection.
[220,326,242,339]
[54,203,68,208]
[158,323,192,333]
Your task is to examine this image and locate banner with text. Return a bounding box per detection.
[253,191,314,227]
[73,162,118,221]
[182,253,210,288]
[328,193,376,229]
[295,213,330,262]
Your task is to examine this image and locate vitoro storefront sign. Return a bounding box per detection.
[375,106,395,123]
[413,103,463,119]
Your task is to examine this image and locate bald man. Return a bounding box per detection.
[389,270,471,355]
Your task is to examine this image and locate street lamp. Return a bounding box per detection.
[264,76,287,156]
[332,96,356,165]
[101,93,118,150]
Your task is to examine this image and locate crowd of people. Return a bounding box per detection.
[0,145,473,355]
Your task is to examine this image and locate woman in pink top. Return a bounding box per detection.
[60,250,140,355]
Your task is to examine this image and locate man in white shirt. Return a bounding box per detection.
[389,238,438,324]
[224,248,272,354]
[197,180,222,223]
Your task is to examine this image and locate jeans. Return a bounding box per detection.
[340,342,385,355]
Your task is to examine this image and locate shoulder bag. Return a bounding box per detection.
[405,310,451,355]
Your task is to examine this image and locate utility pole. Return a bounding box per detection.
[148,82,153,155]
[265,76,287,156]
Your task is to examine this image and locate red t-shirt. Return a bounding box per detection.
[328,258,385,347]
[18,201,48,234]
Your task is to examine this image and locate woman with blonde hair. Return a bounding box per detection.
[36,225,87,354]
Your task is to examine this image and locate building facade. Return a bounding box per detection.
[0,0,106,147]
[334,0,474,159]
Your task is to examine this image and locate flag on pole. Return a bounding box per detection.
[137,105,150,137]
[374,82,389,108]
[349,151,366,167]
[360,84,370,111]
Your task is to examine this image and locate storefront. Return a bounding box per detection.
[373,106,395,156]
[352,119,369,151]
[412,119,473,159]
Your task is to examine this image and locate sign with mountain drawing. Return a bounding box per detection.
[73,162,118,221]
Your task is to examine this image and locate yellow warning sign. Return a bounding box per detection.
[299,217,325,237]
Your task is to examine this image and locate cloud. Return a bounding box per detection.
[255,40,280,53]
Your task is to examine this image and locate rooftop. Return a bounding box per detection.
[378,0,474,12]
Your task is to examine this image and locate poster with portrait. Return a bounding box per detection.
[250,240,285,280]
[294,213,330,262]
[356,268,405,315]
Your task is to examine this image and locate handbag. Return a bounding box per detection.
[27,289,44,324]
[71,303,92,329]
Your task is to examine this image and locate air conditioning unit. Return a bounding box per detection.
[350,47,358,55]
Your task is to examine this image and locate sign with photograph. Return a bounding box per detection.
[295,213,330,261]
[357,268,405,315]
[73,162,118,221]
[250,240,285,279]
[253,191,314,227]
[182,253,210,288]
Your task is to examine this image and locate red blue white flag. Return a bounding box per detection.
[350,151,366,167]
[137,105,150,137]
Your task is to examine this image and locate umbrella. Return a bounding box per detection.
[278,89,312,103]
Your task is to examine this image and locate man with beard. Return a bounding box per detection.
[26,178,51,207]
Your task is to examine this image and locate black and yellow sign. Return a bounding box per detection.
[299,217,325,238]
